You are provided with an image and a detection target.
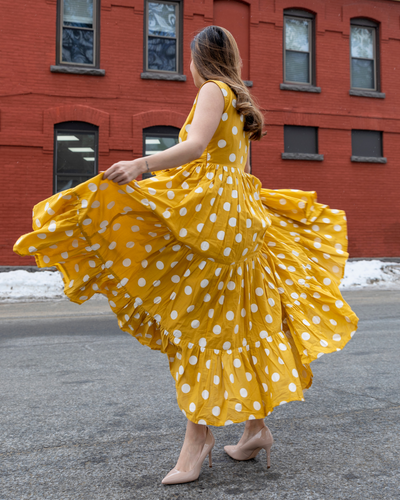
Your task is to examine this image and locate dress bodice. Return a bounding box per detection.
[179,80,250,168]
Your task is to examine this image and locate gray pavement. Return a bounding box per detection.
[0,290,399,500]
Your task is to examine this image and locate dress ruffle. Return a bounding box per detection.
[14,164,358,426]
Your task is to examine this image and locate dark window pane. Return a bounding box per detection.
[148,37,176,71]
[148,2,176,36]
[351,58,374,89]
[284,126,318,154]
[352,130,382,157]
[285,51,309,83]
[57,175,95,192]
[56,132,96,175]
[64,0,93,26]
[145,136,178,155]
[62,28,93,64]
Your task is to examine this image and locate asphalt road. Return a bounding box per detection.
[1,290,399,500]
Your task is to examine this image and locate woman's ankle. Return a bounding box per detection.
[244,418,266,432]
[185,421,207,442]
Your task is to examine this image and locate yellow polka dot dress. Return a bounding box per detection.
[14,80,359,426]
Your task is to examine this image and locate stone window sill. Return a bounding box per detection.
[141,72,186,81]
[243,80,253,87]
[282,153,324,161]
[50,65,105,76]
[280,83,321,93]
[349,89,385,99]
[351,156,387,163]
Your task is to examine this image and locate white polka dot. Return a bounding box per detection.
[217,231,225,240]
[171,310,178,319]
[226,311,234,321]
[333,334,341,341]
[202,390,209,400]
[265,314,273,323]
[240,388,247,397]
[213,376,220,385]
[335,300,344,308]
[223,341,231,350]
[191,320,200,329]
[189,356,198,365]
[235,233,242,243]
[253,401,261,411]
[189,403,196,412]
[229,154,236,162]
[218,140,226,148]
[334,225,342,231]
[271,373,280,382]
[223,247,231,256]
[312,316,321,324]
[200,279,209,288]
[223,202,231,211]
[232,126,238,135]
[201,241,209,251]
[279,343,287,351]
[123,259,131,267]
[235,403,242,412]
[199,338,207,347]
[301,332,310,340]
[213,325,221,334]
[320,339,329,347]
[233,359,241,368]
[289,383,297,392]
[181,384,190,393]
[138,278,146,287]
[88,183,97,192]
[221,112,228,121]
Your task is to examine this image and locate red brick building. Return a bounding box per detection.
[1,0,399,266]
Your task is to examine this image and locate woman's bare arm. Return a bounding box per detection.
[244,145,251,174]
[103,82,224,184]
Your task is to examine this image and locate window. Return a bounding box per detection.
[282,126,323,161]
[54,121,98,193]
[351,130,386,163]
[350,19,379,91]
[143,0,183,77]
[283,10,315,85]
[57,0,100,68]
[142,126,180,179]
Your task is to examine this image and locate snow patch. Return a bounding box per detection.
[340,260,400,290]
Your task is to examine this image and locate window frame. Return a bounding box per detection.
[143,0,183,76]
[283,9,316,87]
[350,18,379,92]
[142,125,180,179]
[54,121,99,194]
[56,0,101,69]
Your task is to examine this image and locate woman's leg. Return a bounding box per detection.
[175,420,208,472]
[236,418,267,446]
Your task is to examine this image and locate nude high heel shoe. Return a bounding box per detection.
[224,426,274,468]
[162,426,215,485]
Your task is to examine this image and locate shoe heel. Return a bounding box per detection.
[208,450,212,468]
[265,445,271,468]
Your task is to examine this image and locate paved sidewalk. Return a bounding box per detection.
[1,290,399,499]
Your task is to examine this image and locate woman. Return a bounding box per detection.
[14,26,358,485]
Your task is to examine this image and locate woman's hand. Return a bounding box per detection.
[102,159,146,185]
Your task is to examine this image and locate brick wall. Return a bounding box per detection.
[1,0,399,266]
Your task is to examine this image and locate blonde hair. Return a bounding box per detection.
[191,26,265,141]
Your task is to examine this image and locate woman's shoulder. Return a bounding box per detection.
[198,80,232,106]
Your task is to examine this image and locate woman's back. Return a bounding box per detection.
[180,80,250,169]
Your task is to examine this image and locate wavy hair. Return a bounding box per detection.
[190,26,265,141]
